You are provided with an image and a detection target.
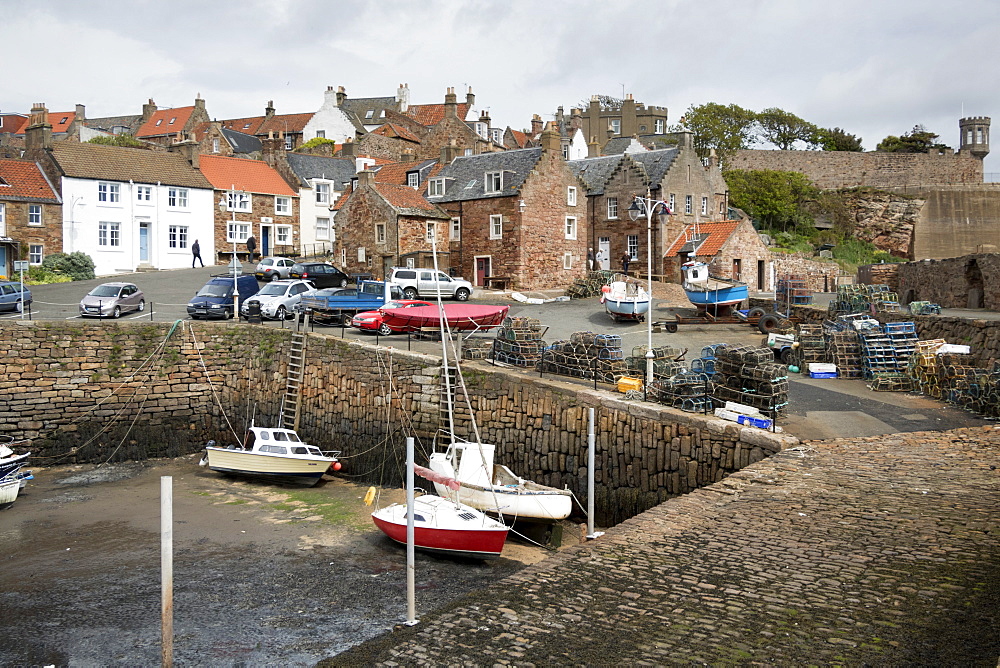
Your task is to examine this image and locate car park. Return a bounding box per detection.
[79,282,145,318]
[351,299,433,335]
[187,274,260,320]
[387,267,473,301]
[254,256,296,282]
[0,281,31,313]
[288,262,350,289]
[240,279,315,320]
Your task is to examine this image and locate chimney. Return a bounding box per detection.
[531,114,543,136]
[570,107,583,131]
[261,130,284,167]
[141,98,157,123]
[336,86,347,107]
[444,87,457,118]
[265,100,276,119]
[25,103,52,152]
[75,104,86,121]
[479,109,491,125]
[171,133,200,168]
[358,170,375,187]
[707,147,718,169]
[588,135,601,158]
[194,95,206,113]
[440,140,461,165]
[466,86,475,107]
[340,139,356,158]
[400,149,415,162]
[540,122,561,154]
[396,83,409,112]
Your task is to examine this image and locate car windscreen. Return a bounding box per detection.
[89,285,123,298]
[196,284,231,297]
[257,283,288,296]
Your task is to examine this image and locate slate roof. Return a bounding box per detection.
[631,148,680,186]
[432,148,542,203]
[340,97,396,126]
[0,160,60,203]
[136,106,195,138]
[198,155,297,196]
[285,153,357,189]
[52,142,213,189]
[568,155,624,195]
[665,221,740,257]
[602,137,639,155]
[84,114,144,135]
[221,128,262,154]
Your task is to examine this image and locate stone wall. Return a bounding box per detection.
[911,186,1000,260]
[896,253,1000,310]
[842,190,923,257]
[771,253,843,292]
[0,320,796,525]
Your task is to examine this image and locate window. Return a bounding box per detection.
[365,110,375,119]
[98,221,121,247]
[227,191,250,212]
[607,197,618,219]
[169,225,188,249]
[168,188,188,208]
[567,186,577,206]
[562,144,569,160]
[316,217,330,241]
[610,119,621,135]
[627,235,638,259]
[284,135,293,150]
[565,216,577,240]
[29,244,42,265]
[685,195,693,214]
[227,221,250,243]
[375,223,386,244]
[315,183,330,204]
[484,171,502,194]
[428,179,445,197]
[276,226,291,244]
[212,138,220,153]
[168,117,176,125]
[316,130,325,139]
[655,119,665,134]
[98,182,120,203]
[720,201,726,215]
[563,252,573,270]
[701,197,708,215]
[28,205,41,226]
[155,119,163,127]
[489,214,503,240]
[407,172,419,188]
[450,217,461,240]
[136,186,151,202]
[0,203,5,234]
[669,193,676,212]
[275,196,291,215]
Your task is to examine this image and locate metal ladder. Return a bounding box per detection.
[439,363,459,438]
[281,332,306,430]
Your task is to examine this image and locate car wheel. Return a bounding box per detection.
[377,323,393,336]
[112,306,121,319]
[14,299,22,313]
[269,273,280,282]
[339,278,348,288]
[226,308,234,320]
[403,287,418,299]
[454,288,470,301]
[137,300,145,312]
[276,306,287,320]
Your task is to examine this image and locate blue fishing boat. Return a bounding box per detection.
[601,279,650,322]
[682,261,748,313]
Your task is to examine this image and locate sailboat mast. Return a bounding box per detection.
[430,231,456,442]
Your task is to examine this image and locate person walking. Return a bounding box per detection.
[595,248,605,270]
[621,251,631,275]
[192,239,204,268]
[587,248,595,271]
[246,234,257,263]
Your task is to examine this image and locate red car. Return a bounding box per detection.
[350,300,433,335]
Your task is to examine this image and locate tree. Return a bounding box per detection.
[723,169,817,231]
[87,134,146,148]
[815,127,863,152]
[41,252,95,281]
[876,125,949,153]
[576,95,624,111]
[756,108,820,150]
[681,102,758,162]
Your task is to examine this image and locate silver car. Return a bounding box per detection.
[254,256,295,282]
[240,279,315,320]
[79,282,145,318]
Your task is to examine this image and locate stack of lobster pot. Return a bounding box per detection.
[627,345,687,380]
[712,345,789,415]
[489,317,546,366]
[539,331,628,383]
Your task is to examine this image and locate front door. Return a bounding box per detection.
[260,225,272,256]
[139,223,149,263]
[476,257,491,286]
[732,258,742,281]
[598,237,611,270]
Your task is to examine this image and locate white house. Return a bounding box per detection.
[301,86,365,144]
[53,142,215,276]
[284,153,358,254]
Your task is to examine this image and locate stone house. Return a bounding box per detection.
[428,126,587,290]
[192,121,262,158]
[135,97,211,147]
[663,219,773,291]
[280,152,358,256]
[332,170,451,279]
[571,94,670,153]
[0,159,62,277]
[198,154,300,262]
[377,88,495,161]
[219,101,313,151]
[301,86,366,144]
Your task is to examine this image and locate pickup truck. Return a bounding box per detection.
[297,280,403,325]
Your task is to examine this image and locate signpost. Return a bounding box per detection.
[13,261,27,319]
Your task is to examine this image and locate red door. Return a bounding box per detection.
[476,258,490,286]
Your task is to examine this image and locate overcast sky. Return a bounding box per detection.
[2,0,998,174]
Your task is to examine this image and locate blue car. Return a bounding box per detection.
[0,281,31,313]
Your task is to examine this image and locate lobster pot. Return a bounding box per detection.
[597,347,625,361]
[502,316,541,331]
[462,338,494,360]
[689,357,716,376]
[649,372,714,412]
[632,345,684,360]
[741,362,788,382]
[714,385,788,414]
[829,329,863,378]
[701,343,728,359]
[570,331,599,345]
[492,339,546,367]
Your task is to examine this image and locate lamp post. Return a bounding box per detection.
[219,186,246,317]
[627,190,671,393]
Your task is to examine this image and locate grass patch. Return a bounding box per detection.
[225,499,249,505]
[272,488,367,529]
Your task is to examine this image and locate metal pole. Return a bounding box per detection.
[645,189,654,391]
[405,436,418,626]
[587,408,595,537]
[160,476,173,667]
[19,263,25,320]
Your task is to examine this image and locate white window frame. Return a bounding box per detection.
[98,182,120,203]
[316,217,330,241]
[655,119,665,134]
[607,197,618,219]
[450,217,461,241]
[227,191,251,212]
[168,187,188,208]
[489,214,503,240]
[98,221,121,247]
[168,225,189,249]
[567,186,577,206]
[284,135,293,150]
[563,252,573,270]
[407,172,419,188]
[315,182,331,205]
[29,244,43,265]
[669,193,676,212]
[0,203,5,235]
[316,130,325,139]
[375,223,386,244]
[275,225,291,245]
[28,204,42,226]
[627,235,638,259]
[227,221,250,243]
[212,137,220,153]
[426,222,436,242]
[484,171,502,194]
[610,119,621,135]
[685,195,693,214]
[428,179,445,197]
[701,197,708,215]
[565,216,577,240]
[275,196,291,216]
[136,186,152,202]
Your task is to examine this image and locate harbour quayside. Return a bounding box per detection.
[201,425,341,486]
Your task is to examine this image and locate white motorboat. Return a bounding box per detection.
[202,425,341,486]
[0,476,21,507]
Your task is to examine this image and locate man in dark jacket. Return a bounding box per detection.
[621,252,631,274]
[246,235,257,262]
[192,239,204,267]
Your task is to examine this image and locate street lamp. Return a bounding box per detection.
[219,186,246,316]
[627,190,671,393]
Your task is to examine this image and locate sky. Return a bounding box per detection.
[2,0,998,175]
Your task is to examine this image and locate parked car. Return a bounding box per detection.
[240,279,315,320]
[387,267,473,301]
[297,281,403,326]
[288,262,350,289]
[79,282,145,318]
[187,274,260,320]
[0,281,31,313]
[351,299,433,335]
[254,256,296,282]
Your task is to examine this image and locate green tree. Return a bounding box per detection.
[87,134,146,148]
[681,102,758,162]
[41,252,96,281]
[723,169,817,231]
[756,108,820,150]
[295,137,337,152]
[815,127,864,151]
[876,124,949,153]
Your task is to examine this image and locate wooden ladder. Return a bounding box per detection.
[281,332,306,430]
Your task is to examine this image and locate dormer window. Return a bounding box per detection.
[428,179,445,197]
[406,172,419,188]
[365,110,374,119]
[380,110,386,117]
[484,171,502,194]
[59,117,68,125]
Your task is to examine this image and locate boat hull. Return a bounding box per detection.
[372,498,509,558]
[0,477,21,506]
[604,298,650,318]
[379,304,509,332]
[0,452,30,480]
[205,447,332,485]
[684,284,748,309]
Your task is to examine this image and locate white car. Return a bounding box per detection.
[240,279,315,320]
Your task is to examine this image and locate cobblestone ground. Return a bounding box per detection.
[332,427,1000,665]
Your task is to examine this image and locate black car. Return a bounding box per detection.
[288,262,350,288]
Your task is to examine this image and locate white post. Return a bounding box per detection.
[19,264,25,320]
[405,436,418,625]
[645,189,655,389]
[587,407,595,537]
[160,476,173,667]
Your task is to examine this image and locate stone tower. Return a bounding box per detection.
[959,116,990,158]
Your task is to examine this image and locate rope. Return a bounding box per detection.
[188,323,242,444]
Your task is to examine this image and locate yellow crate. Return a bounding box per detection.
[618,377,643,393]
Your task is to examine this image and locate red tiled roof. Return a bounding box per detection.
[0,159,59,202]
[221,116,265,135]
[373,162,418,185]
[0,115,29,135]
[48,111,76,131]
[198,155,297,196]
[665,221,741,257]
[403,103,470,127]
[330,182,352,211]
[258,113,314,136]
[508,129,529,148]
[136,106,196,138]
[371,123,421,143]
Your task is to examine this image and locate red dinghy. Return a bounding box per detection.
[379,303,509,332]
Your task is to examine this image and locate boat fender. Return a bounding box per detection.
[198,455,207,467]
[330,461,343,472]
[363,486,376,506]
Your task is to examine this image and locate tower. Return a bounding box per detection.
[959,116,990,159]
